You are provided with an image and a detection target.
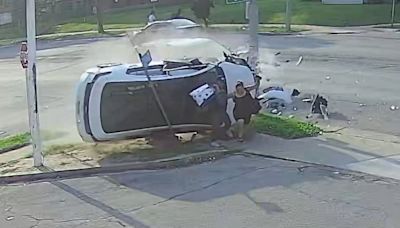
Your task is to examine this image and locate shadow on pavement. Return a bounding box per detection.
[107,154,326,203]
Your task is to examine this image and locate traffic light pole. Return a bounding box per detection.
[286,0,292,32]
[26,0,43,167]
[248,0,259,72]
[391,0,396,28]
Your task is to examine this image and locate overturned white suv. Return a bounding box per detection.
[76,57,256,142]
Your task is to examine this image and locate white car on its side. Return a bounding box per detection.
[75,55,256,142]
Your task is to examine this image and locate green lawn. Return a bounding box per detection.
[0,133,31,152]
[251,114,321,139]
[1,0,399,41]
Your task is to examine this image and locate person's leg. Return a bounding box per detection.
[237,119,245,141]
[221,113,234,138]
[320,104,329,120]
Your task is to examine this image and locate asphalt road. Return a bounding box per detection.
[0,30,399,143]
[1,155,399,228]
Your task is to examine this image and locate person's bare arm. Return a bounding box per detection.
[245,76,261,91]
[245,84,257,91]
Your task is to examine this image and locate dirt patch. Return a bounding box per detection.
[0,134,219,176]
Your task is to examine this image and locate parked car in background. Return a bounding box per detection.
[131,19,202,45]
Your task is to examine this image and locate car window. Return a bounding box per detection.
[170,19,197,27]
[145,22,171,31]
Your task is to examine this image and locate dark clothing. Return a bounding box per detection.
[211,89,231,140]
[233,91,257,125]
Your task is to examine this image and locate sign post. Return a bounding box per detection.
[248,0,259,72]
[286,0,292,32]
[226,0,259,72]
[26,0,43,167]
[139,51,172,132]
[391,0,396,28]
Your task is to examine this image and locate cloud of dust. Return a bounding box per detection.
[128,27,248,63]
[127,26,283,89]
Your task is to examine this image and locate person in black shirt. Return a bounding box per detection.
[231,81,261,142]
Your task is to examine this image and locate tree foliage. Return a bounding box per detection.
[191,0,214,27]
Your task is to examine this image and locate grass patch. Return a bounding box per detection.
[251,114,321,139]
[54,23,143,33]
[0,133,31,152]
[209,24,307,33]
[2,0,399,42]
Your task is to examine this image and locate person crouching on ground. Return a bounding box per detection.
[230,81,261,142]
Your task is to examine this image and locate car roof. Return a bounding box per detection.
[135,38,231,63]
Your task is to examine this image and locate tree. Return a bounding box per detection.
[95,0,105,34]
[191,0,214,27]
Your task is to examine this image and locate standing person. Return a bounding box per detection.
[148,10,156,23]
[231,81,261,142]
[210,79,233,146]
[171,8,183,19]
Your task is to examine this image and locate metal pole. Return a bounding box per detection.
[248,0,259,72]
[143,68,173,132]
[286,0,292,32]
[391,0,396,28]
[26,0,43,167]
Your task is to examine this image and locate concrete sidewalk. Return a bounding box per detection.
[1,155,399,228]
[239,128,400,180]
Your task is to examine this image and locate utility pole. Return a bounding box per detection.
[26,0,43,167]
[286,0,292,32]
[391,0,396,28]
[248,0,259,72]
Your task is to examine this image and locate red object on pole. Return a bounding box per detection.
[20,42,28,69]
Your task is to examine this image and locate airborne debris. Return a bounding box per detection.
[390,105,398,111]
[296,56,303,66]
[293,107,298,111]
[359,103,366,107]
[302,98,313,103]
[6,216,14,221]
[325,76,331,80]
[275,51,281,56]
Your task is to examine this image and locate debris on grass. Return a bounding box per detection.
[251,113,322,139]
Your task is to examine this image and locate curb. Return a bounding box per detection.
[0,149,236,185]
[258,32,301,36]
[0,143,30,155]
